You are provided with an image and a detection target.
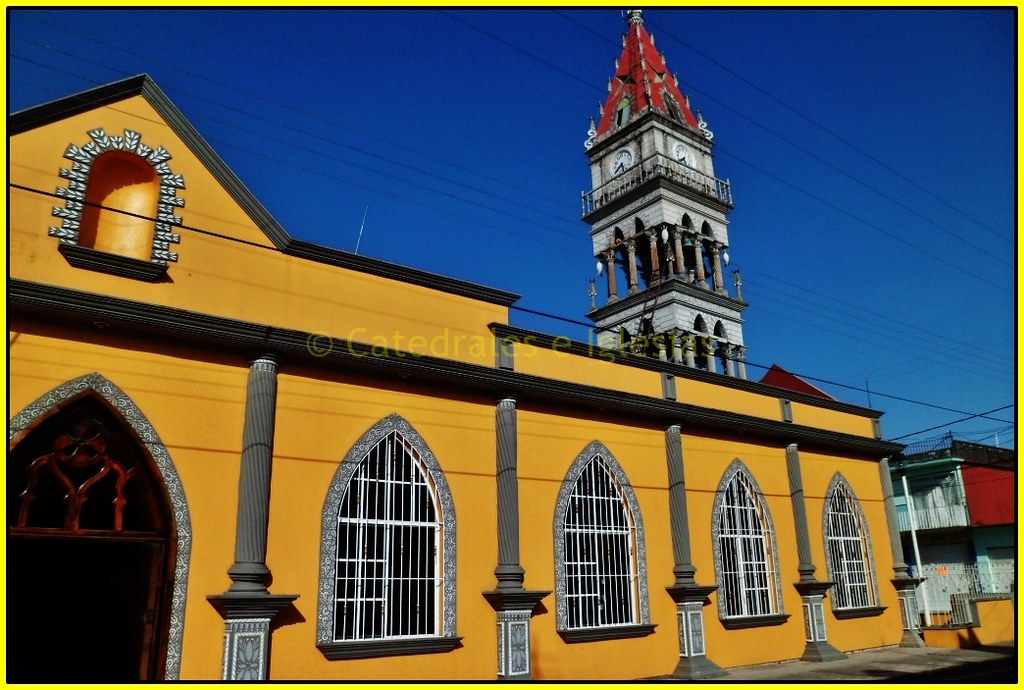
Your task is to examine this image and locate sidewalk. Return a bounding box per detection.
[707,642,1016,682]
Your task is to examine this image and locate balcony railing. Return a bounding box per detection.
[582,152,732,216]
[897,502,970,531]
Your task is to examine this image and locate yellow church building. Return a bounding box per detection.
[9,11,925,682]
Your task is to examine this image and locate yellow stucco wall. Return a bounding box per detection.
[790,401,877,439]
[513,341,663,398]
[510,339,880,441]
[8,322,906,679]
[677,377,782,421]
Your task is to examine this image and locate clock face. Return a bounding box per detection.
[610,147,635,176]
[674,142,692,166]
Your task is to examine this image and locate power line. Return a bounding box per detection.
[8,49,585,243]
[10,20,1013,297]
[8,10,578,213]
[641,15,1013,248]
[12,179,1013,432]
[889,404,1016,441]
[742,278,1010,383]
[9,14,1011,434]
[557,10,1013,264]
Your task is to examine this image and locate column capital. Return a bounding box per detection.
[249,353,279,372]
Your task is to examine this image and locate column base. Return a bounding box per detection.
[801,639,846,662]
[483,589,550,680]
[666,584,727,679]
[794,580,847,662]
[671,653,728,680]
[208,592,298,680]
[892,576,927,647]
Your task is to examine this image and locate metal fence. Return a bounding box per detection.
[909,561,1015,626]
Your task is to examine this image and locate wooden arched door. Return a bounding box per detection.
[8,393,175,681]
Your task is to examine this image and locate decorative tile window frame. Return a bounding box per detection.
[49,128,184,280]
[711,458,787,628]
[822,473,885,619]
[553,440,654,642]
[8,372,192,680]
[316,414,460,659]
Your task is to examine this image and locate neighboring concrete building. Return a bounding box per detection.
[891,436,1015,625]
[10,12,926,682]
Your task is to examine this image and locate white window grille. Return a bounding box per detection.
[333,430,441,641]
[825,479,878,609]
[562,454,640,629]
[716,468,780,618]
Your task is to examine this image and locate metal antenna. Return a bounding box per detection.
[354,206,369,255]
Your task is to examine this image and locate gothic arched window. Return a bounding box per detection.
[712,461,784,624]
[554,441,653,642]
[317,415,459,659]
[823,475,879,612]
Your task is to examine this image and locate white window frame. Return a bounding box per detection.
[317,415,458,659]
[553,441,652,642]
[823,474,879,612]
[712,460,784,622]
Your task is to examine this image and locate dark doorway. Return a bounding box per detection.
[8,394,173,681]
[8,537,165,681]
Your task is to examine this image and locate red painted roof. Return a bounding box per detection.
[759,364,836,400]
[595,10,701,138]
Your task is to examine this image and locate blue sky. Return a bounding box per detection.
[8,8,1015,448]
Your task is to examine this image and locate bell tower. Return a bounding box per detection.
[584,10,747,378]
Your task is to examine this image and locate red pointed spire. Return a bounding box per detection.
[594,10,700,138]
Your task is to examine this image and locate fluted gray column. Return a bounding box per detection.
[495,397,524,589]
[228,356,278,591]
[483,398,549,680]
[209,355,297,680]
[786,443,845,662]
[664,425,725,679]
[786,444,817,583]
[878,457,926,646]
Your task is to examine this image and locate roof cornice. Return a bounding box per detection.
[9,279,901,457]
